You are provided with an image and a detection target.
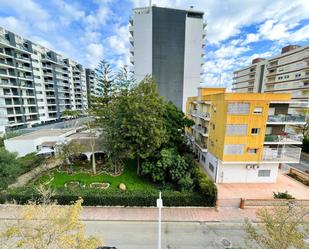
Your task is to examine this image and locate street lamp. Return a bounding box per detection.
[156,191,163,249]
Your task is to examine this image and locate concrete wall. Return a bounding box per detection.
[204,151,218,181]
[183,15,203,111]
[132,7,152,83]
[217,161,279,183]
[4,139,37,157]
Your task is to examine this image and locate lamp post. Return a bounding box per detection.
[156,191,163,249]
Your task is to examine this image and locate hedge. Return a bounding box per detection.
[0,186,216,207]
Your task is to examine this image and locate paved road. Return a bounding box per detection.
[284,152,309,173]
[84,221,248,249]
[0,220,249,249]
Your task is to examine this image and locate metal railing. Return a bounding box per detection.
[264,134,303,143]
[262,145,301,162]
[267,114,306,123]
[193,125,208,134]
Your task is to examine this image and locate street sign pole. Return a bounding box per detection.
[157,191,163,249]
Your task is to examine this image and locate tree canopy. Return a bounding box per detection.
[100,76,167,174]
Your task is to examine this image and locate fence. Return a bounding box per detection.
[240,198,309,209]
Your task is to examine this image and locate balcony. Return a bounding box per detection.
[195,139,208,152]
[264,134,303,144]
[193,125,208,136]
[267,114,306,124]
[262,146,301,163]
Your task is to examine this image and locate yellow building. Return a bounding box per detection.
[186,87,306,183]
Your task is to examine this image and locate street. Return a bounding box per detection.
[284,152,309,173]
[0,220,249,249]
[84,221,248,249]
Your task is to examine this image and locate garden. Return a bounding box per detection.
[0,61,217,207]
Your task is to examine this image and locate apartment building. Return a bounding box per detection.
[130,5,206,111]
[85,68,103,106]
[0,27,88,131]
[232,44,309,110]
[186,88,306,183]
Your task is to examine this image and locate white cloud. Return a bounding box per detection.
[212,44,250,59]
[52,0,85,26]
[0,16,27,36]
[242,33,260,45]
[285,24,309,43]
[131,0,309,44]
[84,5,110,30]
[85,43,105,68]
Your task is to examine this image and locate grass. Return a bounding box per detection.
[33,159,157,191]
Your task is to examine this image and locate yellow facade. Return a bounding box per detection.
[186,88,291,162]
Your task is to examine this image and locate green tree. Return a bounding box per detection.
[61,110,81,119]
[91,60,115,108]
[141,148,195,191]
[114,66,135,94]
[56,141,81,173]
[101,76,167,174]
[163,101,194,151]
[0,192,102,249]
[0,148,21,189]
[244,204,309,249]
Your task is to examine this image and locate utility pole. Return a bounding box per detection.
[157,191,163,249]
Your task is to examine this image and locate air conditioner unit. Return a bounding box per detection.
[246,165,252,169]
[253,164,260,169]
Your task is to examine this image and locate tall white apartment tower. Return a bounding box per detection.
[130,6,206,111]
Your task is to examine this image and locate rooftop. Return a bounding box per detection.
[7,128,75,141]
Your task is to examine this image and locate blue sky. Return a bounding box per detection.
[0,0,309,89]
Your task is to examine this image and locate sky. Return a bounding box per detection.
[0,0,309,89]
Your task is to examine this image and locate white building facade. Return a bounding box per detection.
[0,27,88,131]
[232,45,309,112]
[130,6,206,111]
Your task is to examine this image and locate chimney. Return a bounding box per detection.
[281,45,300,54]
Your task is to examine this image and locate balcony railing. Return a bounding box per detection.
[267,114,306,123]
[262,146,301,162]
[264,134,303,143]
[193,125,208,135]
[195,139,207,151]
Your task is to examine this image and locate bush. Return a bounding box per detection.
[303,137,309,153]
[195,168,217,205]
[0,186,216,207]
[273,191,294,199]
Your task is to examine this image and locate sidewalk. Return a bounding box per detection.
[0,205,257,223]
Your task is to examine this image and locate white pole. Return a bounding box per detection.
[158,191,162,249]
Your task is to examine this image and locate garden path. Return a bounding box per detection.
[8,158,61,188]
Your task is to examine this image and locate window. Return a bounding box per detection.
[253,107,263,114]
[251,128,260,134]
[201,155,205,163]
[228,103,250,114]
[213,124,215,130]
[209,163,214,172]
[224,144,244,155]
[258,170,271,177]
[226,124,247,135]
[248,148,258,154]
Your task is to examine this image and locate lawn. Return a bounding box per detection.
[34,159,157,191]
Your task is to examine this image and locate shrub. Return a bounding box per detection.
[195,168,217,205]
[303,137,309,153]
[273,191,294,199]
[0,186,216,207]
